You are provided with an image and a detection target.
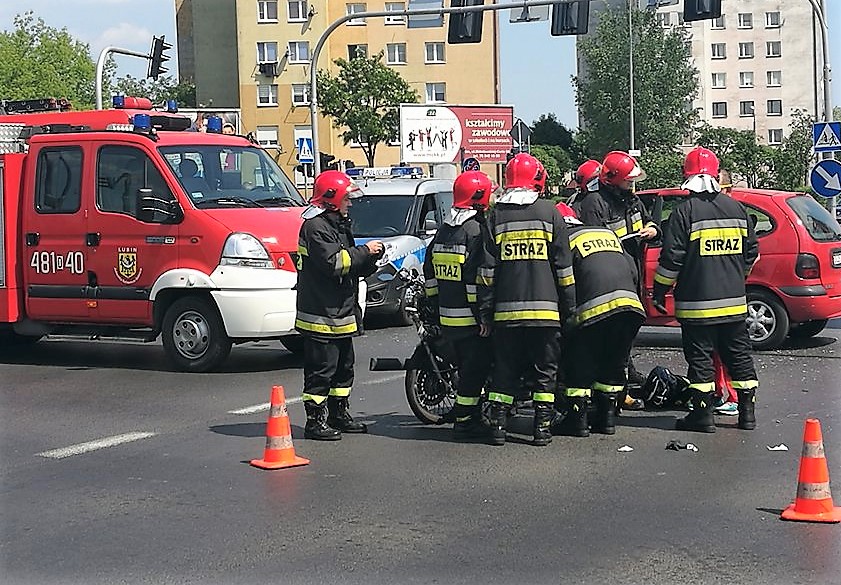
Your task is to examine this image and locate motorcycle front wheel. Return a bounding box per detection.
[405,366,457,424]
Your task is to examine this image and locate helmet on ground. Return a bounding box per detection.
[575,160,602,188]
[453,171,494,210]
[555,202,581,225]
[600,151,646,186]
[534,160,547,194]
[310,170,360,210]
[642,366,691,408]
[505,153,543,191]
[683,146,720,178]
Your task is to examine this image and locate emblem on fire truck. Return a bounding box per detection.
[114,247,143,284]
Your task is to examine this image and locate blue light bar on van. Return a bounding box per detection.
[166,99,178,113]
[206,116,223,134]
[346,166,425,179]
[132,113,152,131]
[390,166,424,177]
[112,95,125,108]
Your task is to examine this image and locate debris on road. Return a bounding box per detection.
[767,443,789,451]
[617,445,634,452]
[666,440,698,452]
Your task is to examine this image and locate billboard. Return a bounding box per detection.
[399,104,514,164]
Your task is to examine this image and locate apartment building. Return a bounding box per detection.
[583,0,826,146]
[175,0,499,182]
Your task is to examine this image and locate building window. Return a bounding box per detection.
[287,0,308,22]
[739,101,755,117]
[291,84,310,106]
[768,129,783,145]
[425,42,446,63]
[765,11,781,28]
[712,102,727,118]
[711,43,726,59]
[347,44,368,60]
[288,41,310,63]
[766,41,782,58]
[385,2,406,24]
[425,82,446,103]
[711,15,725,29]
[256,126,279,147]
[739,42,754,59]
[739,71,754,88]
[767,70,782,87]
[655,12,671,26]
[346,3,367,25]
[258,0,279,22]
[386,43,407,65]
[711,72,726,89]
[257,42,278,63]
[258,84,279,106]
[737,13,753,29]
[767,99,783,116]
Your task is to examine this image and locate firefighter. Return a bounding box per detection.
[577,151,658,394]
[295,170,384,440]
[478,153,576,447]
[652,147,759,433]
[568,159,601,212]
[423,171,495,439]
[551,203,646,436]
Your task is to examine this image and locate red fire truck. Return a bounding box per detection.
[0,97,309,372]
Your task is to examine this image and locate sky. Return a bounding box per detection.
[2,0,840,130]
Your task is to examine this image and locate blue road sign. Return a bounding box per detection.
[462,157,480,172]
[809,159,841,199]
[813,122,841,153]
[296,137,314,163]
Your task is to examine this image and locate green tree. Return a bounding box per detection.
[111,75,197,107]
[530,113,573,150]
[573,7,699,158]
[695,125,775,189]
[532,144,573,195]
[834,106,841,122]
[0,13,97,109]
[772,110,813,191]
[638,150,684,189]
[317,52,418,167]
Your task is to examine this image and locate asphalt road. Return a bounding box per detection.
[1,319,840,585]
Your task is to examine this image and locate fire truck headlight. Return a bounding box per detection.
[220,233,273,269]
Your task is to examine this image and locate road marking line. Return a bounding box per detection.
[229,395,302,415]
[37,432,157,459]
[362,373,405,385]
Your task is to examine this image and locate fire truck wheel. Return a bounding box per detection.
[161,296,232,372]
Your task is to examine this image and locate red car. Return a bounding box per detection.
[636,188,841,350]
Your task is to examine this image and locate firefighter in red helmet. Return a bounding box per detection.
[653,146,759,433]
[295,170,384,440]
[423,170,496,439]
[577,151,658,401]
[478,153,576,446]
[569,159,602,212]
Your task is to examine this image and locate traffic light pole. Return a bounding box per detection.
[308,0,575,175]
[94,46,156,110]
[806,0,835,211]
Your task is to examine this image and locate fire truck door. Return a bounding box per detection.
[23,145,94,320]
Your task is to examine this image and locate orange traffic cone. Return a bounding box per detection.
[250,385,310,470]
[781,419,841,523]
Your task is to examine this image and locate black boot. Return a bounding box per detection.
[453,407,488,440]
[737,388,756,430]
[551,396,590,437]
[591,392,618,435]
[533,403,554,446]
[676,390,716,433]
[487,402,507,446]
[327,397,367,433]
[304,401,342,441]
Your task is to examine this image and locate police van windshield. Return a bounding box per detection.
[349,195,414,238]
[159,145,305,208]
[786,195,841,242]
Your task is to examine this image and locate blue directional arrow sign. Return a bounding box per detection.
[296,137,314,163]
[809,159,841,199]
[813,122,841,153]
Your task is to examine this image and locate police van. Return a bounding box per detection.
[347,167,453,324]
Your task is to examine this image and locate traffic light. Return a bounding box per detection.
[683,0,721,22]
[319,152,338,171]
[447,0,485,44]
[147,35,172,80]
[550,0,590,36]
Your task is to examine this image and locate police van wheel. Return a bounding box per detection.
[162,297,232,372]
[746,289,789,351]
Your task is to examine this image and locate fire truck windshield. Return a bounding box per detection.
[159,145,305,208]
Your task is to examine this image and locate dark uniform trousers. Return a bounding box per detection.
[682,320,756,388]
[492,328,559,403]
[447,332,492,404]
[303,336,355,402]
[565,312,644,394]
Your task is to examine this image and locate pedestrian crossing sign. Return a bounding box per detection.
[296,137,314,163]
[813,122,841,153]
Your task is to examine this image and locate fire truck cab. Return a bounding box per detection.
[0,97,309,372]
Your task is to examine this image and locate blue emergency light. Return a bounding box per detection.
[206,116,223,134]
[166,99,178,113]
[112,95,125,108]
[391,166,424,177]
[132,113,152,131]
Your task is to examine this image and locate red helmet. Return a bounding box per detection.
[505,153,543,190]
[534,160,547,194]
[453,171,494,210]
[575,160,602,187]
[683,146,720,178]
[600,151,646,186]
[555,202,580,225]
[310,170,360,210]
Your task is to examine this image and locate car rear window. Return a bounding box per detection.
[786,195,841,242]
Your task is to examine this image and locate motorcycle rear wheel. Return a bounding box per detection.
[405,366,457,424]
